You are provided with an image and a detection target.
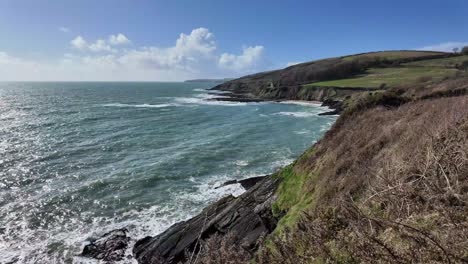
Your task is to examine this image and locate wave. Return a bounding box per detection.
[102,103,180,108]
[193,88,207,92]
[279,100,323,107]
[294,129,310,135]
[174,97,250,106]
[273,111,318,118]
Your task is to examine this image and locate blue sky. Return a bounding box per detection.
[0,0,467,81]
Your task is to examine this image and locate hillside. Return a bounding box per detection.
[211,51,465,113]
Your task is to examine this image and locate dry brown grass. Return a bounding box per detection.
[258,94,468,263]
[181,233,251,264]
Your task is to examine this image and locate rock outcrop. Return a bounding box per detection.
[215,175,267,190]
[81,228,130,262]
[133,176,280,264]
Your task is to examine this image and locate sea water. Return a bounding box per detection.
[0,82,336,263]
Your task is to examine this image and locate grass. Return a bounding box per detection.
[403,55,468,68]
[342,50,445,61]
[307,67,459,88]
[272,148,321,232]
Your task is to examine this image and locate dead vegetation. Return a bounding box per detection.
[181,233,252,264]
[257,92,468,263]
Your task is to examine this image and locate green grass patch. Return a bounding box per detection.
[403,55,468,68]
[272,151,321,232]
[307,67,459,88]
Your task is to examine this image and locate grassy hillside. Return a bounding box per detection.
[309,67,459,88]
[404,55,468,68]
[254,77,468,263]
[342,50,444,61]
[213,50,452,102]
[309,55,468,89]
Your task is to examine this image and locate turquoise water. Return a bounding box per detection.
[0,82,336,263]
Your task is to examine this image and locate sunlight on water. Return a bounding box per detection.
[0,82,336,263]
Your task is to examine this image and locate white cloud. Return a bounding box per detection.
[89,39,115,52]
[417,41,468,52]
[71,34,126,52]
[59,27,70,33]
[286,61,302,67]
[118,27,217,72]
[109,33,130,45]
[71,36,87,50]
[0,28,268,81]
[219,46,265,71]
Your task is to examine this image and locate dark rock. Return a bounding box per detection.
[216,175,267,190]
[133,176,280,264]
[210,96,265,103]
[318,110,341,116]
[81,228,130,262]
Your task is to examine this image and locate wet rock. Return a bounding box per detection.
[81,228,130,262]
[216,175,267,190]
[133,176,280,264]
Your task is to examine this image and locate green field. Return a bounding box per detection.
[307,67,459,88]
[403,55,468,68]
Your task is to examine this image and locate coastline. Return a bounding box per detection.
[80,90,339,263]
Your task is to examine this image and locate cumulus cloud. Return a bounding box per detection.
[109,33,130,45]
[71,36,88,50]
[1,28,268,81]
[89,39,115,52]
[417,41,468,52]
[117,28,217,72]
[218,46,265,71]
[71,34,129,52]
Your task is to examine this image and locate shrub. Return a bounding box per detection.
[461,46,468,55]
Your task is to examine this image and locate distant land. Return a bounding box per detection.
[184,78,234,83]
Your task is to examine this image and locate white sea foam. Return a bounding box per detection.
[193,88,207,92]
[194,93,229,99]
[273,111,318,117]
[294,129,310,135]
[174,97,250,106]
[102,103,180,108]
[279,100,323,107]
[235,160,249,166]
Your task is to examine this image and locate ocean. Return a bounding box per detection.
[0,82,336,263]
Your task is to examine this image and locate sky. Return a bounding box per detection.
[0,0,467,81]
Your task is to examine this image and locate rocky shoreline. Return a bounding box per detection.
[80,175,280,263]
[79,90,340,263]
[208,90,344,115]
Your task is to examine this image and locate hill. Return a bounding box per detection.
[212,50,466,113]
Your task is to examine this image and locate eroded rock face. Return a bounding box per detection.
[81,228,130,262]
[133,176,280,264]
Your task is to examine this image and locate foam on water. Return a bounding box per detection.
[279,100,323,107]
[0,82,337,263]
[102,103,180,108]
[273,111,319,118]
[174,97,251,106]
